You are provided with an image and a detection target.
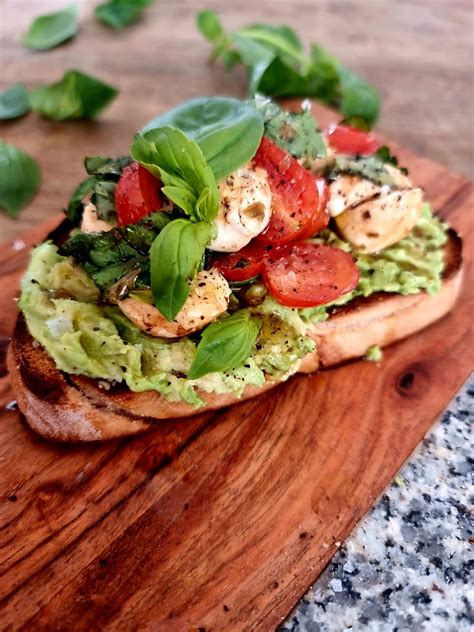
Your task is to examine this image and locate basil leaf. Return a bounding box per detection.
[30,70,118,121]
[149,219,211,321]
[255,98,326,159]
[333,155,396,187]
[0,84,30,120]
[196,9,226,43]
[196,13,380,126]
[24,4,79,51]
[85,155,132,175]
[188,309,261,379]
[375,145,409,176]
[131,126,219,221]
[141,97,264,181]
[0,141,41,217]
[338,115,371,132]
[66,175,98,222]
[95,0,153,31]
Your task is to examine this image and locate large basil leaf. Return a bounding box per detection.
[30,70,118,121]
[24,4,79,51]
[149,219,211,321]
[141,97,264,181]
[196,11,380,126]
[188,309,261,379]
[0,84,30,120]
[0,141,41,217]
[95,0,153,30]
[255,98,326,159]
[131,126,219,221]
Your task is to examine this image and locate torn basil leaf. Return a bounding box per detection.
[0,141,41,217]
[30,70,118,121]
[24,4,79,51]
[255,98,327,159]
[332,155,396,187]
[0,84,30,120]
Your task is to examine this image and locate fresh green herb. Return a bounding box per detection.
[188,309,262,379]
[376,145,409,176]
[59,211,170,290]
[149,219,211,321]
[84,155,132,176]
[255,97,326,159]
[95,0,153,31]
[24,4,79,51]
[141,97,264,181]
[197,11,380,126]
[0,141,41,217]
[338,115,371,132]
[0,84,30,120]
[332,155,396,187]
[131,126,219,221]
[30,70,118,121]
[66,155,132,223]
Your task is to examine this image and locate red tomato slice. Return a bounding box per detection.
[262,242,360,308]
[254,137,328,245]
[297,176,329,240]
[115,162,163,226]
[327,124,380,156]
[212,242,271,282]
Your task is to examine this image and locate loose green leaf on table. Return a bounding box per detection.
[24,4,79,51]
[149,219,211,321]
[188,309,262,379]
[95,0,153,31]
[30,70,118,121]
[141,97,264,181]
[0,84,30,120]
[196,10,380,126]
[0,141,41,217]
[131,126,219,221]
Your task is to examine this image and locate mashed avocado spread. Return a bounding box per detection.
[18,205,447,406]
[19,244,314,406]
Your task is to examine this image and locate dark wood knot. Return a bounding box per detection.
[396,364,429,399]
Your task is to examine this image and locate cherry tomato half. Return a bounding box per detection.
[212,242,271,282]
[262,242,360,308]
[253,137,328,245]
[327,124,380,156]
[115,162,163,226]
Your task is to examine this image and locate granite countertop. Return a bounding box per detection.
[281,375,473,632]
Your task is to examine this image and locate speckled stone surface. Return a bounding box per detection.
[280,375,473,632]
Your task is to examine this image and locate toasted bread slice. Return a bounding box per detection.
[7,231,463,442]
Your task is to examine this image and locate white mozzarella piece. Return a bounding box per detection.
[119,269,231,338]
[80,202,113,234]
[208,165,272,252]
[335,187,423,253]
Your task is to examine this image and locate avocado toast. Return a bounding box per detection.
[8,97,463,441]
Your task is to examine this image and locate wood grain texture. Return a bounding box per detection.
[0,108,473,629]
[0,0,473,242]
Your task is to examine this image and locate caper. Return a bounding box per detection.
[241,282,267,306]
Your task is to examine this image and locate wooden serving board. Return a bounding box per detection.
[0,112,473,631]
